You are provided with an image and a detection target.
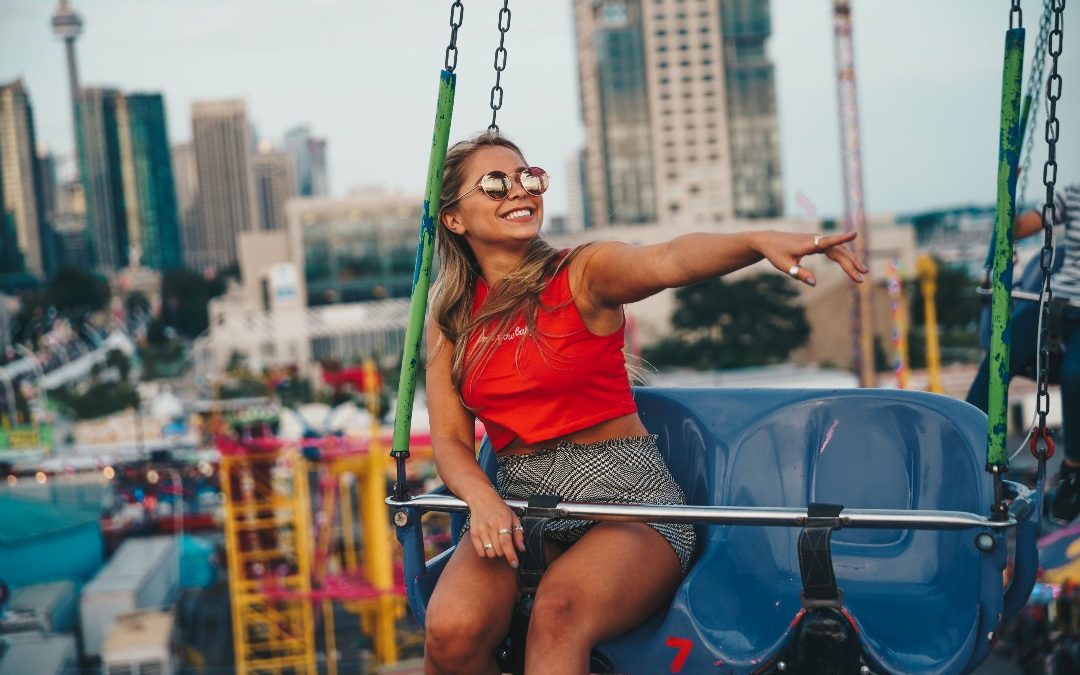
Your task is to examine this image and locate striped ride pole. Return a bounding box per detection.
[391,69,457,500]
[987,24,1025,484]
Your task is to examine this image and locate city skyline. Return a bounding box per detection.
[2,0,1078,222]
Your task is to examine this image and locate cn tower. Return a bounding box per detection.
[51,0,84,168]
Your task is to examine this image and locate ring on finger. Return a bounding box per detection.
[512,525,524,532]
[497,528,513,535]
[788,264,801,279]
[813,234,823,251]
[483,543,494,550]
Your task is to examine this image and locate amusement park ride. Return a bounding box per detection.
[217,363,412,675]
[381,1,1069,674]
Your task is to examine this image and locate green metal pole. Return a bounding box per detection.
[391,70,456,496]
[987,28,1025,469]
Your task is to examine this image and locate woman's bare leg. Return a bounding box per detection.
[523,522,682,674]
[424,541,520,674]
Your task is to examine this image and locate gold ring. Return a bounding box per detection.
[788,264,801,279]
[497,528,513,535]
[814,234,823,251]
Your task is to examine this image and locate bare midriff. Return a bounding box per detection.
[496,412,650,457]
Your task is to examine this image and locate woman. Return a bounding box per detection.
[423,132,867,675]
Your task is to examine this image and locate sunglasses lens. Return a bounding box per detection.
[520,168,550,196]
[479,172,512,199]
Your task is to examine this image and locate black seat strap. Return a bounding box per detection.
[518,494,562,593]
[798,502,845,608]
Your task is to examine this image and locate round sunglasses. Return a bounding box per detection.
[445,167,550,208]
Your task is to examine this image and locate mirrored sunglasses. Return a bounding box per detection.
[447,167,550,207]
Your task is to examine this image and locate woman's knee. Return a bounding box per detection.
[425,605,495,667]
[530,583,583,637]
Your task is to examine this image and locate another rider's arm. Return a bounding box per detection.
[1016,191,1068,238]
[1015,210,1045,239]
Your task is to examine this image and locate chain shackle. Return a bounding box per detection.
[1010,0,1023,29]
[444,1,465,73]
[1035,0,1066,434]
[488,1,512,132]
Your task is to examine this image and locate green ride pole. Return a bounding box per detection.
[391,70,456,499]
[987,28,1025,472]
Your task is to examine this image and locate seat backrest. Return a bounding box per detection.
[593,388,1002,675]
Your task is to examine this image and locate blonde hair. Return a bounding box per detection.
[429,131,586,398]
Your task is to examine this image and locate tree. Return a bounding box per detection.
[644,274,810,370]
[161,269,215,338]
[48,266,110,318]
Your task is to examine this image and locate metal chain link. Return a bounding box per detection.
[1034,0,1066,448]
[1010,0,1023,29]
[1018,0,1054,207]
[445,1,465,73]
[488,0,512,132]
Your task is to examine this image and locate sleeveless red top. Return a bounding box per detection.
[461,262,637,452]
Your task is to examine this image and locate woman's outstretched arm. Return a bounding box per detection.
[575,230,868,308]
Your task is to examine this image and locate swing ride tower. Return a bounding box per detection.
[832,0,876,388]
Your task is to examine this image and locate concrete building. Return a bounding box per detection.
[285,191,423,305]
[194,228,410,380]
[283,125,328,197]
[0,80,53,277]
[188,100,257,272]
[252,145,295,232]
[572,0,782,229]
[52,179,89,269]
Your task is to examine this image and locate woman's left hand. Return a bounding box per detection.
[756,230,868,287]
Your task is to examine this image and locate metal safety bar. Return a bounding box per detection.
[976,286,1079,307]
[389,478,1034,531]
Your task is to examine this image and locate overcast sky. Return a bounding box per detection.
[1,0,1076,221]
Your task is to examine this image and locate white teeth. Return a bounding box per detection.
[504,209,532,219]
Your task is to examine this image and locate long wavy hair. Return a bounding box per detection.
[429,131,586,399]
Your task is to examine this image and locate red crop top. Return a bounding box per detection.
[461,260,638,452]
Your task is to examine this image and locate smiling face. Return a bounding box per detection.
[441,145,544,252]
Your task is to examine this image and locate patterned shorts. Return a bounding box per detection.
[464,435,696,573]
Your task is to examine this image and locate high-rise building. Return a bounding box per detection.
[77,87,128,270]
[171,142,198,260]
[284,126,328,197]
[252,145,295,232]
[721,0,782,217]
[0,80,53,278]
[189,100,257,272]
[573,0,782,228]
[116,93,182,270]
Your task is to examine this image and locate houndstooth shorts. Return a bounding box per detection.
[464,435,696,573]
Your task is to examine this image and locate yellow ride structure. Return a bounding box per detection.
[220,361,406,674]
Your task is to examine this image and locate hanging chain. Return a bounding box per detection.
[445,1,465,73]
[1010,0,1023,29]
[1033,0,1066,454]
[488,0,512,132]
[1018,0,1054,207]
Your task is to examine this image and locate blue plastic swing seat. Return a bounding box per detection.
[396,388,1037,674]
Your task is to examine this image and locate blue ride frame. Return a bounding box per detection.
[392,387,1039,675]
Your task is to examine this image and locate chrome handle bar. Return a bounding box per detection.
[388,493,1021,530]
